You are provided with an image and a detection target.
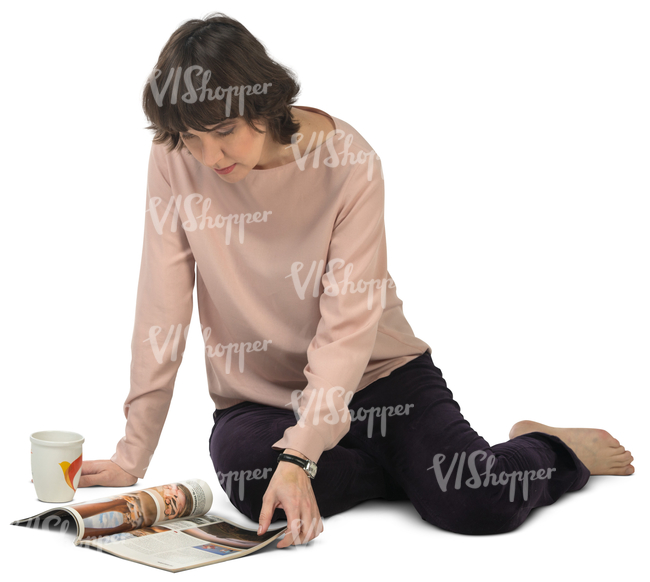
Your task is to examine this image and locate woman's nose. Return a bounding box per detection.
[201,137,224,167]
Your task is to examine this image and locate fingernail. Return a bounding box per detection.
[257,525,262,534]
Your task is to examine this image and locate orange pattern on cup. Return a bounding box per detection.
[59,454,83,491]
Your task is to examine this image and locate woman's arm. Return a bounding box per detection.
[84,143,196,486]
[262,154,388,546]
[112,143,195,479]
[272,156,389,465]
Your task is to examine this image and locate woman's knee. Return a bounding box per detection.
[211,443,277,510]
[417,487,524,535]
[209,417,283,519]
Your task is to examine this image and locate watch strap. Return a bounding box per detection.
[277,453,317,479]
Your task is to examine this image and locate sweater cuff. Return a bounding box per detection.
[272,424,329,465]
[110,437,154,480]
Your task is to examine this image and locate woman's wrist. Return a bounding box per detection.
[279,449,318,480]
[283,448,309,461]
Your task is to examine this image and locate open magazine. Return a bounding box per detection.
[11,479,287,572]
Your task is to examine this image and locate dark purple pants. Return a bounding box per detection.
[209,351,590,535]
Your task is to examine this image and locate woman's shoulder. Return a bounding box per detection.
[320,109,383,183]
[296,105,378,159]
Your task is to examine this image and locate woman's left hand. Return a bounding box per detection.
[257,449,324,548]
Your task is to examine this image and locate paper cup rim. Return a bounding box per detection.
[30,430,85,446]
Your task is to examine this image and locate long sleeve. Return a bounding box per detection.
[110,143,196,478]
[272,157,388,464]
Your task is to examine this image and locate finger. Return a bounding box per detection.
[278,513,302,548]
[302,515,322,543]
[78,471,108,488]
[277,522,296,548]
[289,515,305,547]
[80,460,103,475]
[257,494,277,536]
[298,515,320,544]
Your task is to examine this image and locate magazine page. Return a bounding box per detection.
[10,507,82,540]
[11,479,213,544]
[82,513,287,572]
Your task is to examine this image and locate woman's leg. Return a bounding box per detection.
[343,351,592,535]
[208,401,407,524]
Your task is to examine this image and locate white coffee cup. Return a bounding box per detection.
[30,431,85,503]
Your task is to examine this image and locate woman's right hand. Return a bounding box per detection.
[79,460,138,488]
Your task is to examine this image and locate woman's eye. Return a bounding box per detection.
[181,127,234,140]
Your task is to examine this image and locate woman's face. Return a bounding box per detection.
[180,116,272,182]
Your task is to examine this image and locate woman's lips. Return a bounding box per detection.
[214,163,236,175]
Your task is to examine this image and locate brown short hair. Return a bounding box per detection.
[142,13,301,153]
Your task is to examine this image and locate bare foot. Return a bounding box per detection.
[509,420,635,476]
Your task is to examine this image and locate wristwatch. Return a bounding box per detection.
[277,453,318,479]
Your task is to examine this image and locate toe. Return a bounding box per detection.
[609,464,633,476]
[611,451,633,465]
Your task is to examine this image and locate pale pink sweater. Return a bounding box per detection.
[111,106,432,478]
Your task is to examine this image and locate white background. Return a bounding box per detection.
[1,0,648,579]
